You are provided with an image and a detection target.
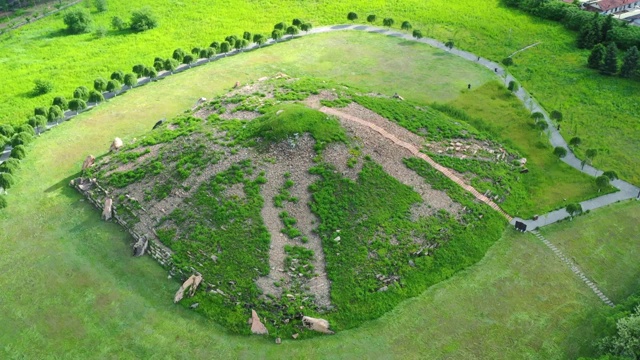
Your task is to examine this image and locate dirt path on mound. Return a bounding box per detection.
[320,106,513,221]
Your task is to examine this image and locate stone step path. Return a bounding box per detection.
[530,229,614,307]
[320,106,513,222]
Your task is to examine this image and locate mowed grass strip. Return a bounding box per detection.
[539,200,640,303]
[449,81,605,218]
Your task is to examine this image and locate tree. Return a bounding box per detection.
[123,72,138,87]
[383,18,394,28]
[130,7,157,32]
[47,105,64,123]
[550,110,563,122]
[601,14,614,42]
[182,54,194,65]
[271,30,283,43]
[225,35,237,47]
[274,22,287,31]
[209,41,220,51]
[153,58,164,71]
[110,70,124,82]
[367,14,376,24]
[0,158,20,174]
[51,97,68,112]
[0,195,6,209]
[536,121,549,134]
[111,16,126,30]
[566,203,583,219]
[620,46,639,78]
[412,29,423,40]
[143,66,157,78]
[132,64,145,77]
[292,19,302,27]
[445,40,454,50]
[586,148,598,164]
[234,39,248,51]
[577,16,601,49]
[0,124,15,138]
[596,175,610,190]
[601,42,618,76]
[10,145,26,160]
[602,170,618,181]
[300,23,312,33]
[531,111,544,123]
[33,79,54,96]
[73,86,90,101]
[243,31,252,42]
[588,43,606,69]
[599,306,640,358]
[88,90,104,103]
[68,98,87,113]
[508,80,518,92]
[253,34,267,47]
[106,79,121,92]
[94,0,107,12]
[63,8,93,34]
[285,25,299,37]
[0,173,15,190]
[172,48,185,62]
[569,136,582,147]
[219,41,231,54]
[93,77,107,92]
[200,47,215,58]
[11,131,32,147]
[347,12,358,22]
[502,57,514,67]
[34,106,48,118]
[161,59,178,73]
[553,146,567,158]
[401,21,412,31]
[16,124,35,137]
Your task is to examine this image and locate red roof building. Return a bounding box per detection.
[585,0,640,14]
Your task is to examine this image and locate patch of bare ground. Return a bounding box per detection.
[102,143,163,177]
[322,142,362,181]
[426,138,516,163]
[255,134,331,308]
[218,110,260,121]
[302,90,338,109]
[325,107,462,217]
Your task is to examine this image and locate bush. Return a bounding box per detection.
[130,7,158,32]
[183,54,195,65]
[172,48,185,62]
[163,58,179,72]
[68,98,87,112]
[502,57,514,67]
[123,73,138,87]
[132,64,145,76]
[63,8,93,34]
[34,107,48,118]
[73,86,90,101]
[88,90,105,103]
[274,22,287,31]
[11,132,32,147]
[33,79,54,95]
[28,115,47,129]
[16,124,35,136]
[94,77,107,92]
[106,80,121,92]
[507,80,518,92]
[94,26,107,38]
[0,124,15,137]
[110,70,124,82]
[0,195,7,210]
[0,134,8,148]
[0,172,15,190]
[143,66,157,78]
[52,96,68,110]
[553,146,567,158]
[0,158,20,174]
[10,145,26,159]
[111,16,126,31]
[47,105,64,122]
[94,0,107,13]
[347,12,358,21]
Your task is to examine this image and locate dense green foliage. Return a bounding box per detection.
[63,8,93,34]
[130,7,158,32]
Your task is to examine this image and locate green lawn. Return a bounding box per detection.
[449,81,607,218]
[0,31,629,358]
[539,200,640,303]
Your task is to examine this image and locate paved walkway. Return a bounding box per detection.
[320,107,513,221]
[1,24,638,225]
[531,230,614,307]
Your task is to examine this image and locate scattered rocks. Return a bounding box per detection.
[101,198,113,221]
[189,302,199,309]
[301,316,334,334]
[250,309,269,335]
[110,137,123,152]
[173,274,203,303]
[82,155,95,171]
[275,337,281,344]
[377,286,388,292]
[292,333,299,339]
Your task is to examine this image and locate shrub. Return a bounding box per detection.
[163,58,179,72]
[0,158,20,174]
[347,12,358,22]
[507,80,518,92]
[172,48,185,62]
[48,105,64,122]
[143,66,157,78]
[0,173,15,190]
[73,86,90,101]
[569,136,582,147]
[220,41,231,53]
[94,26,107,38]
[0,134,7,147]
[401,21,412,31]
[367,14,376,24]
[596,175,610,189]
[10,145,26,159]
[225,35,237,46]
[63,8,93,34]
[94,77,107,92]
[300,23,312,32]
[0,195,6,209]
[11,131,32,147]
[182,54,195,65]
[106,79,121,92]
[33,79,54,95]
[502,57,514,67]
[274,22,287,31]
[111,16,126,31]
[132,64,145,76]
[0,124,15,137]
[130,7,158,32]
[286,26,299,36]
[412,29,423,39]
[383,18,394,28]
[271,30,283,42]
[292,19,303,27]
[123,73,137,87]
[28,115,47,129]
[52,96,68,110]
[68,98,87,112]
[110,70,124,82]
[88,90,105,103]
[34,107,48,118]
[243,31,252,41]
[94,0,107,12]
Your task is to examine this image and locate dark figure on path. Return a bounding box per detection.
[467,84,471,89]
[494,68,498,73]
[477,56,480,61]
[557,124,560,131]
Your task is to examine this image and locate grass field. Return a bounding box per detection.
[539,200,640,303]
[1,31,635,358]
[449,81,609,218]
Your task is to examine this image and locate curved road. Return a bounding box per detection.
[1,24,638,229]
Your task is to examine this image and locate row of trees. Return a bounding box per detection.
[63,6,157,34]
[588,43,639,77]
[0,121,34,208]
